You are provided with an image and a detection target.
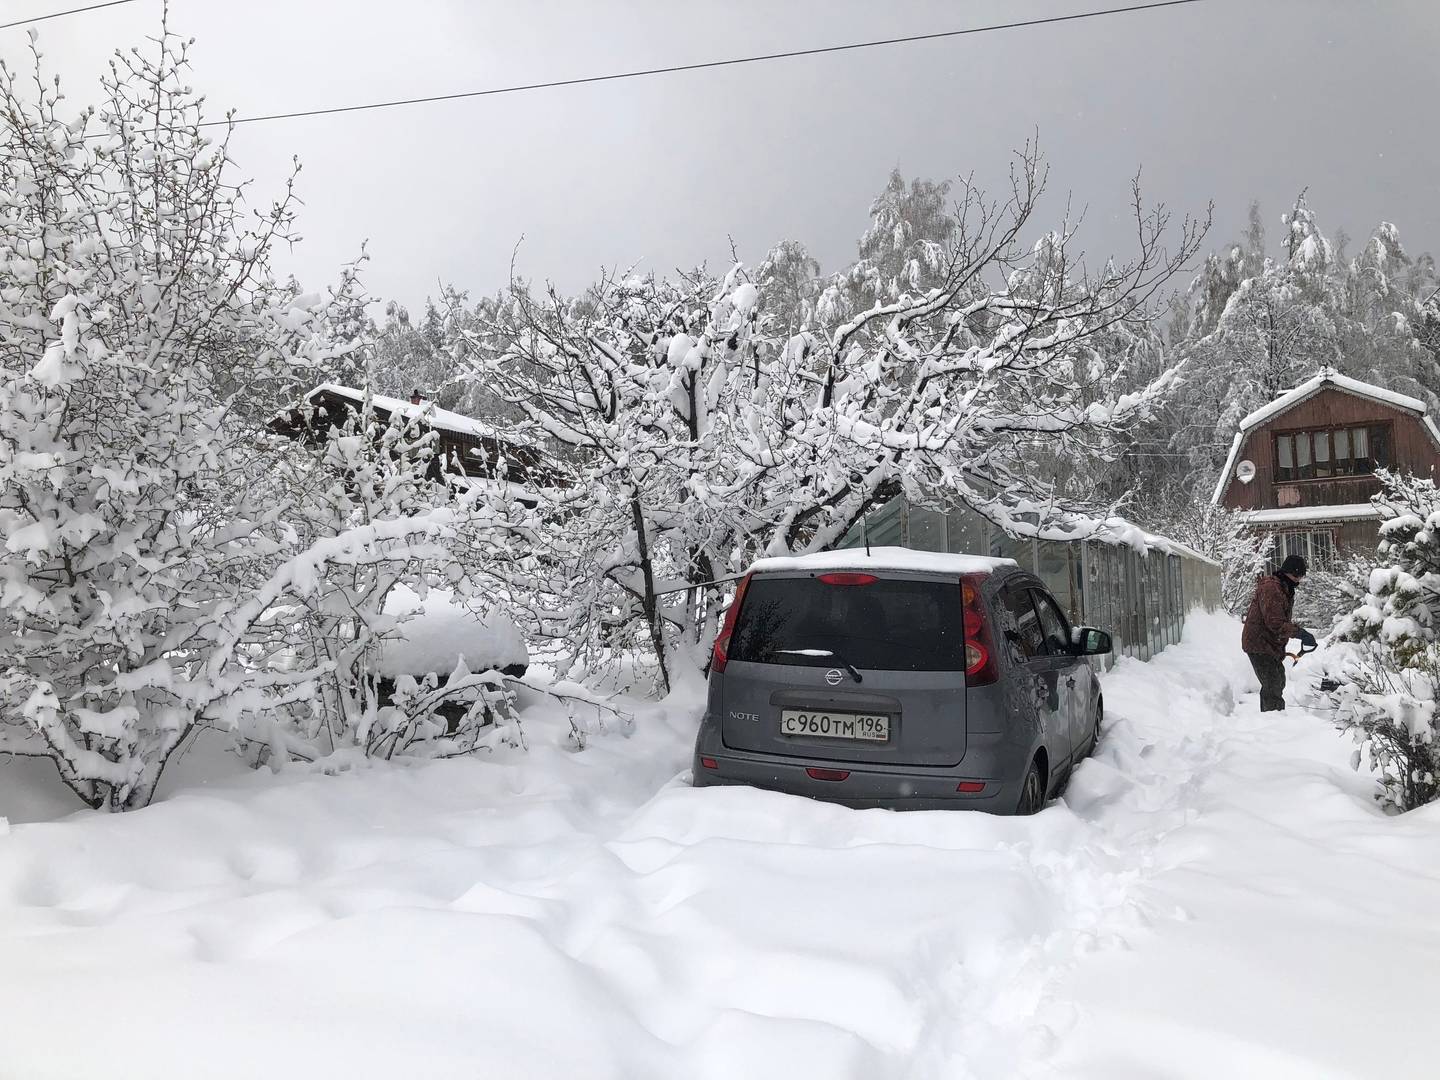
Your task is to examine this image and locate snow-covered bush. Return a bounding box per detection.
[253,397,527,761]
[1328,472,1440,811]
[1294,552,1370,631]
[0,31,366,809]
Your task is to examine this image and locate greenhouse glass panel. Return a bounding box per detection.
[907,507,946,552]
[945,507,990,557]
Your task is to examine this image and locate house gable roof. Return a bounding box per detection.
[1211,372,1440,506]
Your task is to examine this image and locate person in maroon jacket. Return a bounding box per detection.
[1242,554,1316,711]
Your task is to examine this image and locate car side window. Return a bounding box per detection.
[1031,590,1072,657]
[997,584,1045,663]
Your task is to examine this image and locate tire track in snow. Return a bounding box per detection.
[471,649,1242,1080]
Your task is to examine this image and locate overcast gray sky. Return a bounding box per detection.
[5,0,1438,312]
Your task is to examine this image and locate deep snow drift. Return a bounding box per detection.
[1,612,1437,1079]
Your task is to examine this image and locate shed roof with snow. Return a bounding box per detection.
[269,383,564,488]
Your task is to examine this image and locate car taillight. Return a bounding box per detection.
[710,573,752,674]
[806,767,850,781]
[956,781,987,794]
[817,572,878,586]
[960,572,999,687]
[700,757,718,770]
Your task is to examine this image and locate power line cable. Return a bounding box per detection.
[197,0,1204,130]
[0,0,136,32]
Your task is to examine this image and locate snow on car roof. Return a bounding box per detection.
[747,546,1013,577]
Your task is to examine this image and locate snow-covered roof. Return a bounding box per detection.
[307,383,515,444]
[1238,372,1427,432]
[1242,504,1380,526]
[1212,372,1440,505]
[749,547,1013,577]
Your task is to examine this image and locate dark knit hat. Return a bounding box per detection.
[1279,554,1308,577]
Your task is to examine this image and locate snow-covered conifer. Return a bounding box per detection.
[1329,471,1440,811]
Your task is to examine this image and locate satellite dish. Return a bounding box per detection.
[1236,459,1257,484]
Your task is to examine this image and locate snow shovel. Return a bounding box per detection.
[1285,640,1319,667]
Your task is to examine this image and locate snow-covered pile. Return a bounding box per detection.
[375,585,528,677]
[2,613,1436,1078]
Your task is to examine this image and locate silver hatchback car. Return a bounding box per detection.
[691,547,1112,814]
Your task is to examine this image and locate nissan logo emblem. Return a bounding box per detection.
[825,669,844,686]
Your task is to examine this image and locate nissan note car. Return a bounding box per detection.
[691,547,1112,813]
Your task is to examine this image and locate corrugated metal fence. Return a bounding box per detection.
[839,500,1223,667]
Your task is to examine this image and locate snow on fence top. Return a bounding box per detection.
[749,547,1013,577]
[999,513,1219,566]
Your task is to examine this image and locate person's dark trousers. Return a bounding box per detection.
[1247,652,1287,712]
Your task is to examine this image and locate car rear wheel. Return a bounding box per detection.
[1016,760,1046,815]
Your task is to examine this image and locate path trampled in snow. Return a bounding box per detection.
[2,612,1438,1079]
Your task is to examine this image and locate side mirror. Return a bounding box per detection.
[1073,627,1112,656]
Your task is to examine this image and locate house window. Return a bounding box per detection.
[1271,530,1336,570]
[1274,424,1391,481]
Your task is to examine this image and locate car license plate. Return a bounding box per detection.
[780,710,890,741]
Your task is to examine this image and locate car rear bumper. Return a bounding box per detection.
[692,721,1029,813]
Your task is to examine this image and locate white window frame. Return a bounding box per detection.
[1271,529,1336,570]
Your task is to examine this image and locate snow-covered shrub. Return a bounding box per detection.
[1294,552,1370,632]
[253,396,527,761]
[1328,472,1440,811]
[0,31,365,809]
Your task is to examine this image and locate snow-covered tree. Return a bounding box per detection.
[1120,196,1440,521]
[0,29,370,809]
[755,239,821,338]
[821,169,958,320]
[455,146,1208,689]
[1158,496,1269,614]
[368,299,453,405]
[1329,471,1440,812]
[451,266,760,691]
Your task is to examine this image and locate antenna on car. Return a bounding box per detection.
[862,512,871,557]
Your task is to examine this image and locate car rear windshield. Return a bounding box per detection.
[728,574,965,672]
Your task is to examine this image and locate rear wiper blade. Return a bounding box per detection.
[774,648,863,684]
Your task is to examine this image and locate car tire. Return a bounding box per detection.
[1016,759,1046,815]
[1088,699,1103,758]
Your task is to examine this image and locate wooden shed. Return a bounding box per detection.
[269,383,566,490]
[1212,371,1440,566]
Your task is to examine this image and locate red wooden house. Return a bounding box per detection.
[1212,371,1440,567]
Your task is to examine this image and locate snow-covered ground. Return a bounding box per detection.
[2,612,1437,1079]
